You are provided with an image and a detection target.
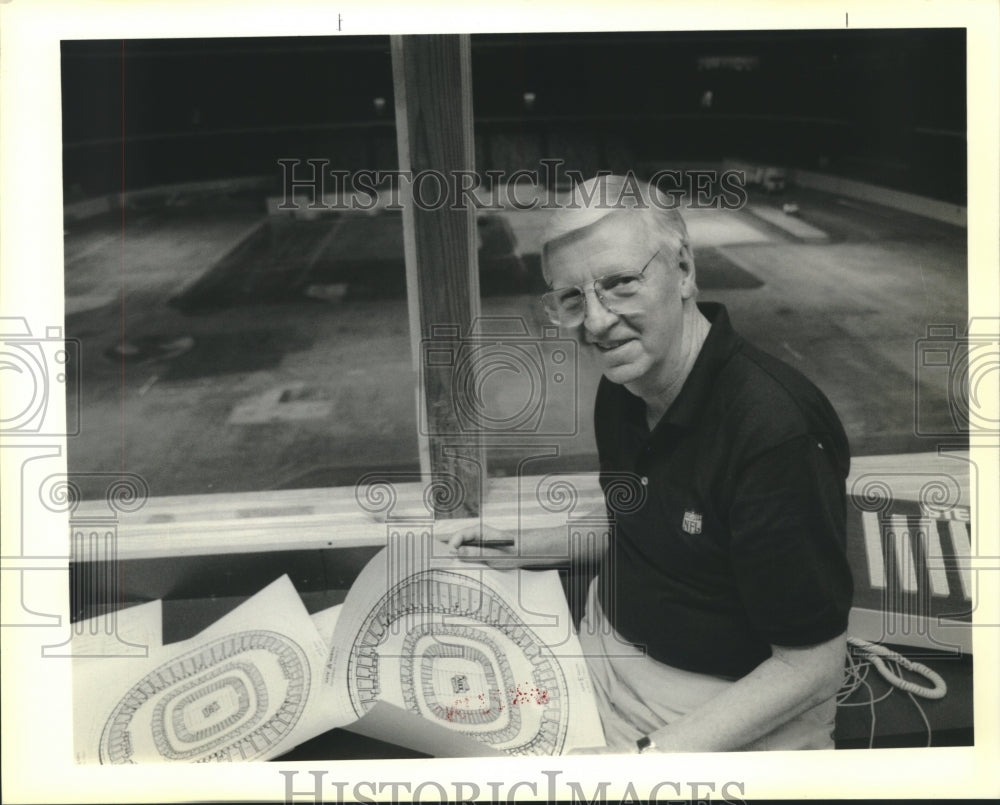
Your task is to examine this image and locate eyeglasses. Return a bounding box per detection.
[540,248,662,327]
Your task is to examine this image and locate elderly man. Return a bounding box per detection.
[446,174,853,753]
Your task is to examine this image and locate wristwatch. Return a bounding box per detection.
[636,736,657,754]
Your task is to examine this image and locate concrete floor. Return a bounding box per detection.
[63,187,967,500]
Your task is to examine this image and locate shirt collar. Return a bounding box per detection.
[656,301,743,431]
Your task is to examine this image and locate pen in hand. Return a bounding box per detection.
[461,538,515,548]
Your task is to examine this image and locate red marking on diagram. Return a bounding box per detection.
[440,684,549,722]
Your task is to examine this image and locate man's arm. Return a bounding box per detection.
[644,631,846,752]
[440,505,610,568]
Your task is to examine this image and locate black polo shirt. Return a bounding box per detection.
[596,302,853,679]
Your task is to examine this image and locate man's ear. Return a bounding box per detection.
[677,243,697,299]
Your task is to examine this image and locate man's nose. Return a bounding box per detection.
[581,287,618,335]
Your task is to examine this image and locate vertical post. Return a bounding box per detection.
[392,35,483,517]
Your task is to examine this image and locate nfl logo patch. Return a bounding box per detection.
[682,510,703,535]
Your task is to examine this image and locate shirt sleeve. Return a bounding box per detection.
[728,433,854,647]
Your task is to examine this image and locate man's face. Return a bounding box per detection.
[543,211,693,393]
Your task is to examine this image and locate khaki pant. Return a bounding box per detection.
[578,578,837,752]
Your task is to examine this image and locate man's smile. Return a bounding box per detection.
[591,337,637,353]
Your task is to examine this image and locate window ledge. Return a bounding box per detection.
[72,474,607,560]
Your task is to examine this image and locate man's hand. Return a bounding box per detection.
[437,523,588,569]
[437,523,526,569]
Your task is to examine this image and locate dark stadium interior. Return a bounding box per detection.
[61,30,967,499]
[62,31,965,201]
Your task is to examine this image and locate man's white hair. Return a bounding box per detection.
[540,173,691,285]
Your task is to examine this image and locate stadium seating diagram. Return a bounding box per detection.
[347,570,570,755]
[73,556,603,761]
[99,631,310,763]
[73,576,338,765]
[326,544,605,755]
